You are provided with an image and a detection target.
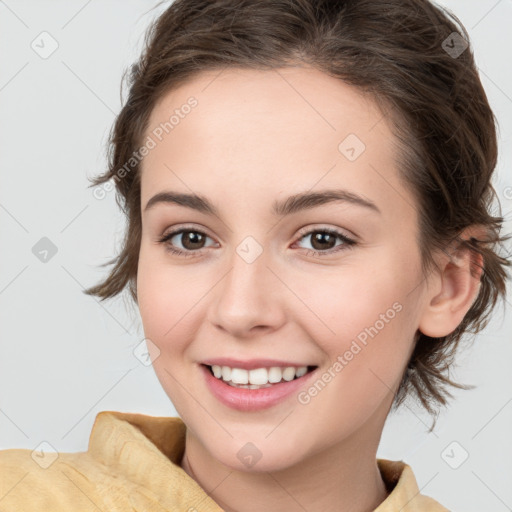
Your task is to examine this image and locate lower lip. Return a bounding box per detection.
[200,364,317,411]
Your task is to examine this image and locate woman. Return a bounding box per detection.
[0,0,508,510]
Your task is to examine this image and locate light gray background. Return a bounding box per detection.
[0,1,511,510]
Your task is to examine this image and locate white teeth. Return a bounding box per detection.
[209,364,310,386]
[248,368,268,385]
[282,367,296,381]
[227,382,273,389]
[230,368,249,384]
[221,366,231,381]
[267,367,282,383]
[295,366,308,378]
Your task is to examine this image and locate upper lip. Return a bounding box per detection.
[201,358,316,371]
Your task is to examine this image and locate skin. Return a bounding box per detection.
[136,66,482,512]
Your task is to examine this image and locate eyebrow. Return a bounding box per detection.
[143,188,381,216]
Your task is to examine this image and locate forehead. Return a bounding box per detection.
[146,65,388,152]
[140,66,414,221]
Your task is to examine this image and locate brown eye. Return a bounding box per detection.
[295,227,356,256]
[178,230,207,250]
[157,228,216,256]
[309,232,338,251]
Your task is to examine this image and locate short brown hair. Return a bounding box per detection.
[85,0,510,421]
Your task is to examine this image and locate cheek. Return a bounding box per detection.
[136,247,201,355]
[136,253,210,412]
[293,260,418,394]
[291,261,410,338]
[288,278,417,445]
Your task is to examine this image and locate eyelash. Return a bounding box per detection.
[157,225,356,258]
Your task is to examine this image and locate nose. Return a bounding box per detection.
[207,245,286,338]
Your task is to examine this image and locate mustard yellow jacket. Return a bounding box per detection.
[0,410,449,511]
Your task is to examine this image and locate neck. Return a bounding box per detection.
[180,408,390,512]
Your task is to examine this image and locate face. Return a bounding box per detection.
[137,66,432,472]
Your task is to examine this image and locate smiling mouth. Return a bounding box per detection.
[202,364,318,389]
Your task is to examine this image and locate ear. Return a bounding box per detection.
[418,228,484,338]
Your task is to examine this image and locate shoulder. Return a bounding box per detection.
[0,447,112,511]
[0,411,190,511]
[376,459,450,512]
[412,494,451,512]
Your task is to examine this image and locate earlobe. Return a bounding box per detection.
[418,236,484,338]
